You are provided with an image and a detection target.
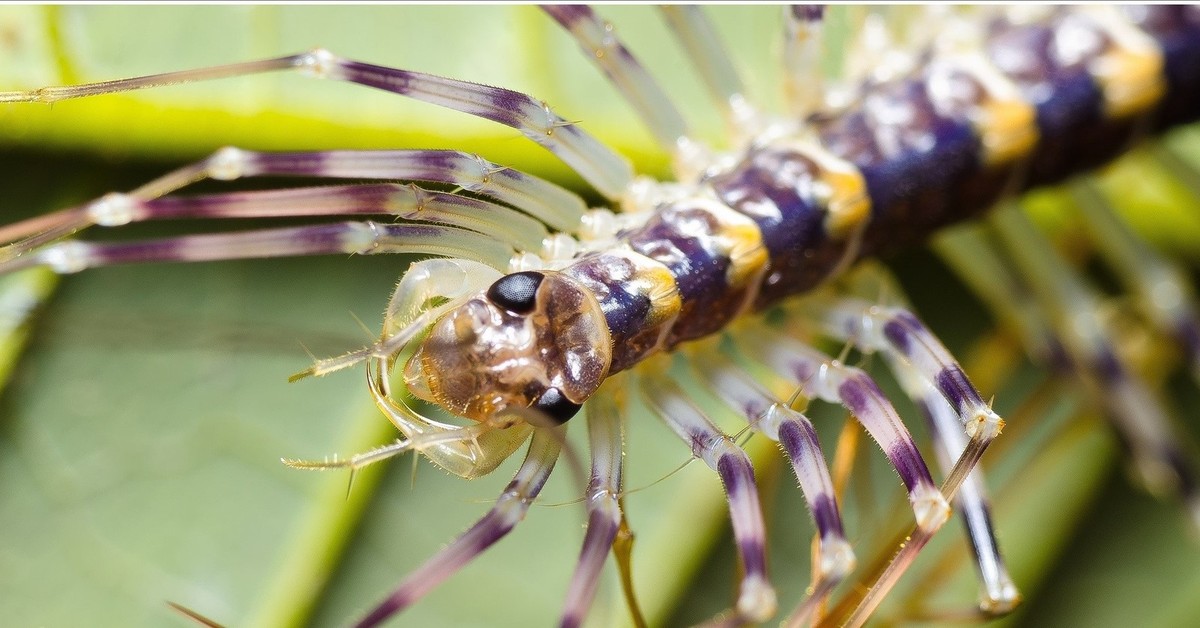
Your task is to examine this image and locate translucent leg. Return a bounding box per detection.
[641,368,778,624]
[1,51,633,198]
[658,6,757,138]
[688,347,854,623]
[543,6,690,152]
[890,356,1020,615]
[737,328,951,532]
[3,220,517,275]
[782,6,829,118]
[3,182,551,257]
[990,202,1200,520]
[353,428,562,628]
[559,383,626,628]
[799,298,1006,445]
[0,148,585,253]
[1071,178,1200,382]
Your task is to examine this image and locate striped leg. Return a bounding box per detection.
[8,184,548,255]
[688,347,854,623]
[990,202,1200,521]
[658,6,759,137]
[890,355,1020,615]
[800,298,1006,461]
[1,221,517,275]
[791,266,1020,616]
[640,368,778,624]
[0,149,584,255]
[542,5,723,181]
[559,384,626,628]
[354,429,562,628]
[737,328,952,532]
[543,5,689,151]
[2,53,633,199]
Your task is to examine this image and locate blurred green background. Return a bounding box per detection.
[1,6,1199,627]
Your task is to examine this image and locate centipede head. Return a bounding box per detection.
[403,270,612,425]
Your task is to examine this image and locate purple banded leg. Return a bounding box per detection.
[640,368,778,623]
[0,149,585,255]
[3,184,550,260]
[738,329,951,532]
[1072,179,1200,383]
[804,299,1006,445]
[687,348,853,623]
[354,429,562,628]
[543,6,690,152]
[890,357,1020,615]
[1,51,633,199]
[559,385,626,628]
[3,221,517,275]
[990,203,1200,522]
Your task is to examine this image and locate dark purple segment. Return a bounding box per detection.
[709,146,849,305]
[1089,348,1125,385]
[716,453,768,578]
[816,77,982,258]
[1124,5,1200,129]
[246,150,329,177]
[934,365,985,415]
[563,253,661,373]
[882,311,924,357]
[624,202,748,344]
[145,190,352,220]
[791,5,824,22]
[541,4,592,28]
[560,504,622,628]
[338,60,526,129]
[836,374,879,418]
[985,12,1130,187]
[90,222,356,266]
[354,507,517,628]
[810,495,844,539]
[777,420,845,537]
[888,438,930,493]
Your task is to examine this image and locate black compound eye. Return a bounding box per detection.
[532,387,582,424]
[486,271,544,314]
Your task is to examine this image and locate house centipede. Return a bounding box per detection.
[2,6,1200,628]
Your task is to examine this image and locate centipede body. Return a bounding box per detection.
[2,5,1200,627]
